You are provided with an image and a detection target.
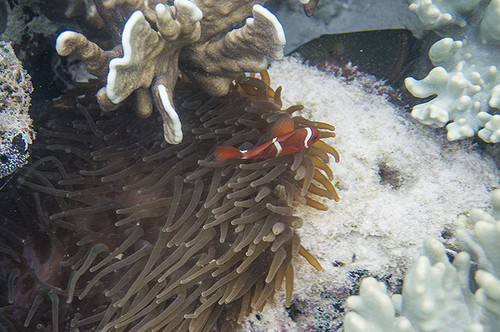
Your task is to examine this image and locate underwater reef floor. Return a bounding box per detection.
[239,59,499,331]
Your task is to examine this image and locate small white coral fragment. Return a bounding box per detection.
[427,37,462,65]
[156,84,182,144]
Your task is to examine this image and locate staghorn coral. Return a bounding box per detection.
[55,0,287,144]
[0,74,339,331]
[344,189,500,332]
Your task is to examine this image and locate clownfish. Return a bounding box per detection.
[215,118,322,161]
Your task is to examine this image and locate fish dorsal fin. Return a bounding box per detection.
[271,118,295,137]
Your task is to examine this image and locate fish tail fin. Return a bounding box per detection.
[215,146,244,161]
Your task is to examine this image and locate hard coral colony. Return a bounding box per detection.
[405,0,500,143]
[55,0,288,144]
[0,0,340,331]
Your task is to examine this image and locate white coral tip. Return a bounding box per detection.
[475,270,500,300]
[155,3,170,20]
[490,85,500,108]
[56,31,79,56]
[158,84,183,144]
[175,0,203,22]
[253,4,286,47]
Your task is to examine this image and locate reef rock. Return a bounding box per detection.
[0,41,34,179]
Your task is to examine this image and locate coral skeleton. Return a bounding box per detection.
[405,0,500,143]
[344,189,500,332]
[55,0,287,144]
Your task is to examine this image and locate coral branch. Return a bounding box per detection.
[55,0,286,144]
[56,31,121,80]
[180,4,286,96]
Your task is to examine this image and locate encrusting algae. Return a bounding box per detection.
[0,72,339,331]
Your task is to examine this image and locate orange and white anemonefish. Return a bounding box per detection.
[215,117,322,161]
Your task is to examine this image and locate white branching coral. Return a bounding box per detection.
[405,0,500,143]
[55,0,287,144]
[408,0,481,29]
[344,189,500,332]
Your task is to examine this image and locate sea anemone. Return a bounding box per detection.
[0,73,339,331]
